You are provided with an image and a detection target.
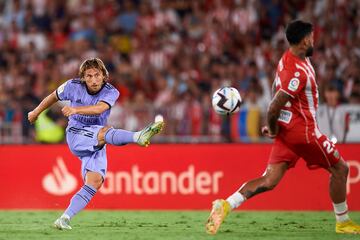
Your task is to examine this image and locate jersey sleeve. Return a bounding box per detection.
[278,69,307,98]
[56,80,74,101]
[99,87,120,108]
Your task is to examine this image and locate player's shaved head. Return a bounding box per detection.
[79,58,109,81]
[285,20,313,45]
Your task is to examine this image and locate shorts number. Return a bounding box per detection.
[323,140,334,154]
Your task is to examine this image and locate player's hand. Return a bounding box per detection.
[61,106,77,117]
[28,110,39,124]
[261,126,277,139]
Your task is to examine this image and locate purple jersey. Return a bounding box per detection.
[56,78,119,127]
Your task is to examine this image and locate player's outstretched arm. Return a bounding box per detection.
[61,101,109,117]
[265,90,291,137]
[28,91,58,124]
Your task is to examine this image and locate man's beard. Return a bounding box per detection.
[305,46,314,57]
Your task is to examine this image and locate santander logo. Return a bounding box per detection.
[42,157,78,196]
[100,165,223,195]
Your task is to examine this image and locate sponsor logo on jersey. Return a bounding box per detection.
[288,78,300,92]
[278,110,292,124]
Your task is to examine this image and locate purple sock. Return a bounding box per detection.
[64,184,97,218]
[105,128,135,146]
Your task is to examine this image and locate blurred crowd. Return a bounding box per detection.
[0,0,360,143]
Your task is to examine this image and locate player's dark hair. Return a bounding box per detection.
[79,58,109,81]
[324,83,338,92]
[285,20,313,45]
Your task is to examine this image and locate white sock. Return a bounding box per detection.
[61,213,70,219]
[133,131,140,142]
[226,191,246,210]
[333,201,350,222]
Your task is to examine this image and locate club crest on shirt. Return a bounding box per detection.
[288,78,299,92]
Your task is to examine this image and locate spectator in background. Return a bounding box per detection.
[113,0,139,34]
[348,79,360,104]
[317,84,348,143]
[230,79,264,142]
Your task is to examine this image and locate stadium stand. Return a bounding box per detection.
[0,0,359,143]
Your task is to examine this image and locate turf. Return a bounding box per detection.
[0,211,359,240]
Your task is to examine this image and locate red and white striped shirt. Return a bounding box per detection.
[275,50,320,143]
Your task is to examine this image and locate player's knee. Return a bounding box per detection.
[85,173,104,190]
[87,178,103,190]
[97,126,111,146]
[331,159,349,180]
[338,160,349,178]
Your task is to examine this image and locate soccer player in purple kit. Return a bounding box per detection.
[28,58,164,230]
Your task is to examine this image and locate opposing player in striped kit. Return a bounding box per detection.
[206,20,360,235]
[28,58,164,230]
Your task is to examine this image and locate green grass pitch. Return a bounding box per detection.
[0,211,359,240]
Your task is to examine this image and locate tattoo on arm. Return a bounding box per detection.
[267,91,291,134]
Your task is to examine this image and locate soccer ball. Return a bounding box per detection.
[212,87,242,115]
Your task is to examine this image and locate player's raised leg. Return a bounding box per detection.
[206,163,288,235]
[329,159,360,234]
[98,115,164,147]
[54,171,101,230]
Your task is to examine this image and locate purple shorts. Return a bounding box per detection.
[66,124,107,180]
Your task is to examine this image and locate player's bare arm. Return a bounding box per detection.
[28,91,58,124]
[271,80,277,97]
[264,90,291,137]
[61,101,110,117]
